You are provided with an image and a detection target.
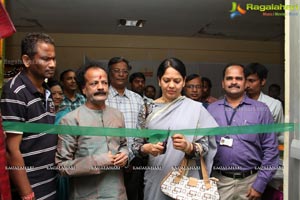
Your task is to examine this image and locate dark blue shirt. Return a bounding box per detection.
[1,71,58,199]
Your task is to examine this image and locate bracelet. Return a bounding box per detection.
[185,143,197,159]
[21,192,35,200]
[139,144,149,157]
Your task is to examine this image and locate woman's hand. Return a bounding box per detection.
[141,142,164,156]
[172,134,193,154]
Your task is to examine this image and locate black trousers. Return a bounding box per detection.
[123,157,147,200]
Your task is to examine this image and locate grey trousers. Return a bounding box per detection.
[212,171,259,200]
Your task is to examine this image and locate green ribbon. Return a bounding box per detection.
[3,121,294,143]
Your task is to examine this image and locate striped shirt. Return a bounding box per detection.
[0,71,58,200]
[106,86,143,161]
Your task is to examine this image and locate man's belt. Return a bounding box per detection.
[217,169,258,179]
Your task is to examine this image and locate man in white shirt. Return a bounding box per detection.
[105,57,144,200]
[245,62,284,143]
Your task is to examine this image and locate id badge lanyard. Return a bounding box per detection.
[224,100,239,126]
[222,100,239,147]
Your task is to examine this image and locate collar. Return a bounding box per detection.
[109,86,130,98]
[63,92,83,101]
[220,95,252,108]
[83,104,106,113]
[257,92,265,101]
[19,71,48,96]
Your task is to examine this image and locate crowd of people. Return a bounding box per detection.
[0,32,283,200]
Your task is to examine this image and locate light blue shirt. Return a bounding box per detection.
[106,86,144,161]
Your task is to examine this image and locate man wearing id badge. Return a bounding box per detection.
[207,64,279,200]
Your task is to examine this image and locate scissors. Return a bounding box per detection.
[162,128,170,154]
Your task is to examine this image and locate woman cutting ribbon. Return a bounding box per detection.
[133,57,219,200]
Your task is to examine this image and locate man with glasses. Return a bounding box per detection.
[183,74,208,107]
[106,57,144,200]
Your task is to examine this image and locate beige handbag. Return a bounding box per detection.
[161,147,220,200]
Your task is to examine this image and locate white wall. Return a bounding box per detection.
[5,32,283,97]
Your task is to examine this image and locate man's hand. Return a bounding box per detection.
[246,187,262,200]
[112,152,128,167]
[6,133,33,197]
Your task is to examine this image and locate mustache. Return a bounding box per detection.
[94,91,107,96]
[228,85,240,89]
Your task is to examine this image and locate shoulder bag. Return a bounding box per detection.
[160,144,220,200]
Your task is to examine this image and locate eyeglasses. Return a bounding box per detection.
[185,85,202,89]
[111,68,129,75]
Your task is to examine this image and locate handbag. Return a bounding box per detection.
[161,144,220,200]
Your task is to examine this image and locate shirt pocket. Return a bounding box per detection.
[237,120,258,143]
[237,134,257,143]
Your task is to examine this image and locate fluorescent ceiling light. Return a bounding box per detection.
[118,19,145,28]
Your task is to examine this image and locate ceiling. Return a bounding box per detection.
[7,0,284,41]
